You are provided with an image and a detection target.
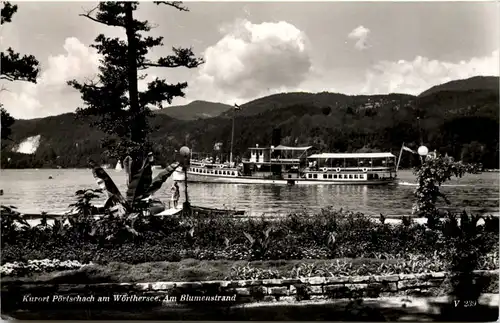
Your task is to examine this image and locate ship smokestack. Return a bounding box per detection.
[272,128,281,147]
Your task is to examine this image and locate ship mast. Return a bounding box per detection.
[230,108,234,165]
[396,143,404,173]
[230,104,239,166]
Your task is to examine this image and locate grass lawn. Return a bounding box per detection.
[2,257,407,284]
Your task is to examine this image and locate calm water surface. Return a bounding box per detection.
[0,169,498,216]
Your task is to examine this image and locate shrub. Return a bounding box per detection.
[412,154,492,308]
[224,263,281,280]
[412,154,479,228]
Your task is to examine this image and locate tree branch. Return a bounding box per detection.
[154,1,189,12]
[79,5,124,27]
[79,14,123,27]
[138,47,204,69]
[141,62,183,68]
[1,47,39,82]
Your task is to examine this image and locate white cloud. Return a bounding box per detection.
[1,34,208,118]
[3,24,497,119]
[348,25,370,50]
[361,50,499,95]
[1,37,100,119]
[186,19,312,103]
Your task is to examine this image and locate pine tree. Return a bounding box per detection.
[1,2,40,140]
[68,1,203,164]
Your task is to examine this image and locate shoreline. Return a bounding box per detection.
[7,204,500,222]
[20,210,500,228]
[2,167,499,173]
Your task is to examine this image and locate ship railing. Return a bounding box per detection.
[270,158,301,164]
[241,160,301,165]
[306,166,395,172]
[191,161,225,167]
[189,162,240,169]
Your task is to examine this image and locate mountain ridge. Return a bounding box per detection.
[153,100,232,120]
[418,76,499,98]
[9,75,498,122]
[2,75,498,169]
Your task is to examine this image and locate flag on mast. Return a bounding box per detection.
[402,145,417,154]
[234,103,241,110]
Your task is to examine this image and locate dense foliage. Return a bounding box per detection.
[1,2,40,142]
[411,155,496,304]
[412,154,480,227]
[67,1,202,161]
[2,203,497,266]
[2,80,499,169]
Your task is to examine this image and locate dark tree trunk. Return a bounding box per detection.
[125,2,141,145]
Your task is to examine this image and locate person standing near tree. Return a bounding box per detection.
[171,181,180,209]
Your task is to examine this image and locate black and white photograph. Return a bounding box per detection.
[0,0,499,320]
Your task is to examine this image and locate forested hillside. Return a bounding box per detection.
[154,100,232,120]
[419,76,499,98]
[1,76,498,169]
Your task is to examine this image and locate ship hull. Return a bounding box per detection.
[186,172,396,185]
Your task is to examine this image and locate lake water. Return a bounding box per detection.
[0,169,498,217]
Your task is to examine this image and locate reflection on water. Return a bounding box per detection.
[0,169,498,216]
[189,184,379,216]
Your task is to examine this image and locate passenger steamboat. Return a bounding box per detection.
[177,104,399,185]
[183,145,398,185]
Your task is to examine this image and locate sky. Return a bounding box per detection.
[0,1,498,119]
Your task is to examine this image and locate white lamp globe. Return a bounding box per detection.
[179,146,190,157]
[418,146,429,156]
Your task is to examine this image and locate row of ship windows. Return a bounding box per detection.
[307,173,368,180]
[190,168,236,176]
[190,168,380,180]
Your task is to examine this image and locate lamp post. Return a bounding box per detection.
[230,106,235,166]
[418,145,428,164]
[416,114,426,164]
[179,146,191,210]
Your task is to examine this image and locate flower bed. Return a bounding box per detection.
[226,254,499,281]
[2,252,498,283]
[1,259,91,276]
[0,256,445,281]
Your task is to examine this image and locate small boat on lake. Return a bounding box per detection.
[185,145,398,185]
